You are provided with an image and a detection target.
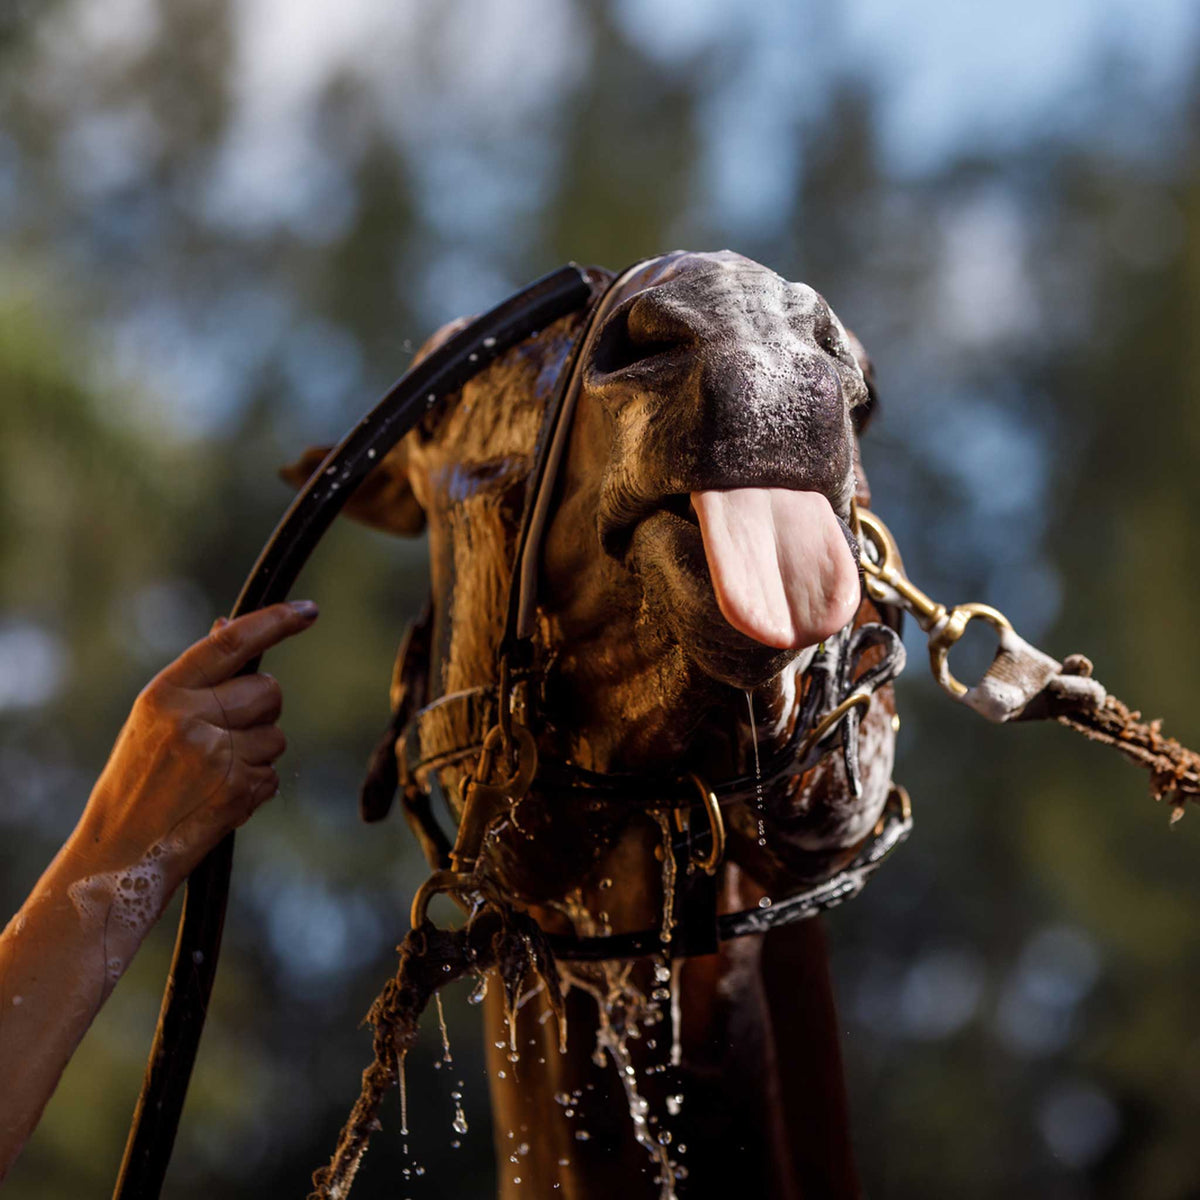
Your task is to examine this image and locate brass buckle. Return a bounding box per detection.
[449,721,538,874]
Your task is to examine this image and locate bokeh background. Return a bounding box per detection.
[3,1,1200,1196]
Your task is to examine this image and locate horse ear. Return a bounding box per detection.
[279,440,426,536]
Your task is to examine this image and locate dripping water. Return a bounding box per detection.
[745,690,766,847]
[467,970,489,1006]
[399,1048,409,1136]
[451,1081,469,1138]
[600,1022,678,1200]
[669,959,684,1068]
[652,811,677,945]
[560,962,681,1200]
[434,992,453,1067]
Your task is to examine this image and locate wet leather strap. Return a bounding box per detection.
[545,786,912,961]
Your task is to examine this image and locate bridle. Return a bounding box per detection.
[113,257,909,1198]
[386,253,910,957]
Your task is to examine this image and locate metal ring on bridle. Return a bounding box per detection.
[410,869,478,929]
[685,772,726,875]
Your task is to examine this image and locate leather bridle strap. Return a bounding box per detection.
[502,257,656,660]
[544,784,912,960]
[113,265,596,1200]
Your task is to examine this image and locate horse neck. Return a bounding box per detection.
[480,870,859,1200]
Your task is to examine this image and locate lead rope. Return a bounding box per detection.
[854,503,1200,822]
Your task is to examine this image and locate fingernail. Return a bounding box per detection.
[289,600,319,619]
[211,616,230,631]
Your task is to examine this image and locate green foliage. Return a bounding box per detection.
[2,3,1199,1198]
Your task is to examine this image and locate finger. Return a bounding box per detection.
[230,724,287,766]
[164,601,319,687]
[226,765,280,828]
[243,765,280,811]
[206,673,283,729]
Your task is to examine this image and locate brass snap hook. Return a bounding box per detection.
[853,501,1016,702]
[927,602,1012,698]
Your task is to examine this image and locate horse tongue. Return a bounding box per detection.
[691,487,860,650]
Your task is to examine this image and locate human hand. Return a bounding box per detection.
[69,600,319,891]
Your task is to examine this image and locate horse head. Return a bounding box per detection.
[286,250,900,1199]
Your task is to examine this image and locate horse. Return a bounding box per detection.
[285,251,904,1199]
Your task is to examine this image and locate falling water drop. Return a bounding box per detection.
[669,959,684,1068]
[450,1087,469,1136]
[435,992,453,1066]
[652,811,677,945]
[746,690,767,847]
[468,971,489,1006]
[399,1049,409,1136]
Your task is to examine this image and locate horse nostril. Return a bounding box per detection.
[590,294,696,376]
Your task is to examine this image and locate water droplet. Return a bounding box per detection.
[399,1049,409,1136]
[575,1130,590,1141]
[758,896,772,909]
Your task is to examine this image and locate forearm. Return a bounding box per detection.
[0,601,315,1177]
[0,821,176,1177]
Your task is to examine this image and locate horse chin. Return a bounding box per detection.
[629,510,805,689]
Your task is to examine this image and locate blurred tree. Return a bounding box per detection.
[1,1,1198,1198]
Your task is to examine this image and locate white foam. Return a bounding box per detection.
[66,840,175,954]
